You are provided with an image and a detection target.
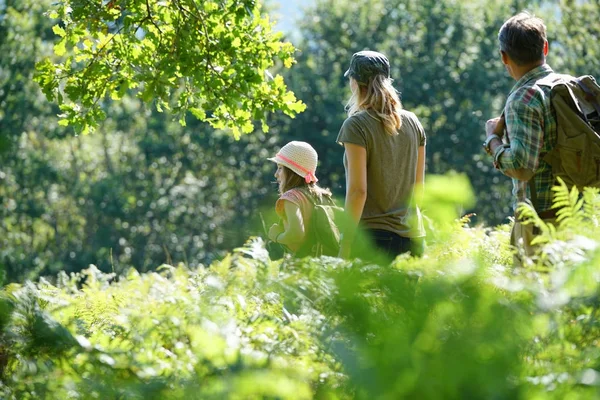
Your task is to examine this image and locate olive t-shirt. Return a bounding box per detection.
[336,109,426,238]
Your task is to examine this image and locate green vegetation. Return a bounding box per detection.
[1,181,600,398]
[2,0,600,281]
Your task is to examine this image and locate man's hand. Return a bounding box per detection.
[486,115,506,138]
[268,223,284,242]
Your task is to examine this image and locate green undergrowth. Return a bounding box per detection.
[1,178,600,399]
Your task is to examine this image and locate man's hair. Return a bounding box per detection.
[498,12,547,66]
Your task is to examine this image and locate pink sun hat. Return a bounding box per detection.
[268,141,319,184]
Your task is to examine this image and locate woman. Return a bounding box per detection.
[337,50,426,263]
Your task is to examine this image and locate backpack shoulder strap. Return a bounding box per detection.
[537,73,572,89]
[321,193,336,206]
[526,73,567,213]
[577,77,600,116]
[294,186,317,205]
[539,73,590,120]
[295,186,335,207]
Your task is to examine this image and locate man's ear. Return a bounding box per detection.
[500,50,510,66]
[543,40,549,57]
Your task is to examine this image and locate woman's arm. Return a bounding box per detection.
[415,145,426,205]
[344,143,368,222]
[339,142,367,258]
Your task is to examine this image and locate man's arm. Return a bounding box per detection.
[502,167,534,181]
[487,132,534,180]
[485,97,543,181]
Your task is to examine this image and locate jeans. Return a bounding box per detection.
[353,229,424,265]
[510,213,555,267]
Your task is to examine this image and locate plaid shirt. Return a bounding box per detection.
[494,64,557,213]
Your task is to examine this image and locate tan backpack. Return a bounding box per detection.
[537,74,600,191]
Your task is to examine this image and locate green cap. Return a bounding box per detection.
[344,51,391,84]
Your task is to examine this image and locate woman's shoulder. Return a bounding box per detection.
[348,109,418,125]
[341,111,385,137]
[343,110,374,125]
[399,109,419,121]
[399,109,424,129]
[338,113,371,144]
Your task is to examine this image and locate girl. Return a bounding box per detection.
[267,141,333,256]
[337,50,426,263]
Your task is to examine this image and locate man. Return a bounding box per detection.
[483,12,557,261]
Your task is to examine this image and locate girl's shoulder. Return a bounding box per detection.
[277,186,332,210]
[276,188,312,217]
[280,187,305,203]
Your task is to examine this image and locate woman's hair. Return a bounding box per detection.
[279,166,331,199]
[346,74,403,135]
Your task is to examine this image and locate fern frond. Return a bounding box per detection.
[569,184,580,207]
[551,177,572,209]
[551,177,586,231]
[582,187,600,227]
[516,202,539,225]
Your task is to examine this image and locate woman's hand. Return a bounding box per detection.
[338,242,351,259]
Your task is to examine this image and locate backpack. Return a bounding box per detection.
[537,74,600,191]
[294,187,344,257]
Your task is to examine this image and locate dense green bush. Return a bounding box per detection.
[1,180,600,399]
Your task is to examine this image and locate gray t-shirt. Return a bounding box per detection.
[336,109,426,238]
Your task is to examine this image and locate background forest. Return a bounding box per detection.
[2,1,600,399]
[1,0,599,282]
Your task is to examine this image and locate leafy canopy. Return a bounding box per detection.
[34,0,306,137]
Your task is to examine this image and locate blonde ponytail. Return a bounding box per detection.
[346,75,403,135]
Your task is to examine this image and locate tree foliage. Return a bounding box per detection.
[34,0,305,137]
[1,0,283,282]
[275,0,600,224]
[0,107,282,282]
[0,0,67,152]
[548,0,600,74]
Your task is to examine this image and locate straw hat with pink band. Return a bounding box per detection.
[268,141,319,184]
